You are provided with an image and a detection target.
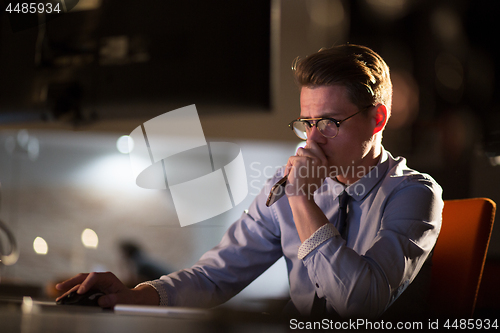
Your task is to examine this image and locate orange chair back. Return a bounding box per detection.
[430,198,496,317]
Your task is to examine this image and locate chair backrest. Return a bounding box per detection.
[429,198,496,318]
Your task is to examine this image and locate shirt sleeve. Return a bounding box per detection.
[298,223,340,260]
[144,179,284,308]
[135,281,168,306]
[301,175,443,318]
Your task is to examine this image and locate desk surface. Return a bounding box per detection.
[0,298,288,333]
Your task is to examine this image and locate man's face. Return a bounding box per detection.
[299,85,376,181]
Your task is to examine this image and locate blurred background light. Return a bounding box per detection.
[364,0,411,20]
[73,0,102,11]
[117,135,133,154]
[295,141,307,153]
[33,237,48,255]
[490,156,500,166]
[27,137,40,161]
[4,130,40,160]
[17,130,30,148]
[306,0,345,27]
[81,228,99,248]
[431,7,462,43]
[71,154,137,190]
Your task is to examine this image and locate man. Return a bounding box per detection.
[56,44,443,319]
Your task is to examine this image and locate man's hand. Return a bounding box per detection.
[285,139,329,199]
[285,139,331,242]
[55,272,160,308]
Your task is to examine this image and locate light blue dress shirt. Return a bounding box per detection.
[146,148,443,318]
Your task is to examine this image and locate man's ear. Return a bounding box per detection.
[372,104,388,135]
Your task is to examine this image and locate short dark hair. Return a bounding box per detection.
[293,44,392,114]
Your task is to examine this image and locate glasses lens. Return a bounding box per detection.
[317,119,338,138]
[292,121,308,140]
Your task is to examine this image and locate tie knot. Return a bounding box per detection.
[338,191,350,209]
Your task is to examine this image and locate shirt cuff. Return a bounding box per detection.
[298,223,340,260]
[135,281,169,306]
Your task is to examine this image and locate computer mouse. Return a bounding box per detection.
[56,290,105,307]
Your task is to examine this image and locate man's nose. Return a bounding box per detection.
[307,125,326,143]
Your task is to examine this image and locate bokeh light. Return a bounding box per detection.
[81,228,99,248]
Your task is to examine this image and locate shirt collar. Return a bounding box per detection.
[322,148,390,202]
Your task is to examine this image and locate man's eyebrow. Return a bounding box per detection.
[299,112,341,119]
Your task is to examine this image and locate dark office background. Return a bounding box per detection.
[0,0,499,315]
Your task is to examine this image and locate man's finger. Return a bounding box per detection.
[78,271,120,295]
[56,273,89,291]
[55,284,81,302]
[77,272,101,294]
[296,148,325,166]
[303,139,328,165]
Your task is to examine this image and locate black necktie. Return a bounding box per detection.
[310,191,350,317]
[337,191,350,239]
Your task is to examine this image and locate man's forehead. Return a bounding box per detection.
[299,110,342,119]
[299,85,356,118]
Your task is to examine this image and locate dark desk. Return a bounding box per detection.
[0,298,288,333]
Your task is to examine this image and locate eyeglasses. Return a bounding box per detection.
[288,106,372,140]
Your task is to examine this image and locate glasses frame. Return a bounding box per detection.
[288,105,373,140]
